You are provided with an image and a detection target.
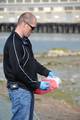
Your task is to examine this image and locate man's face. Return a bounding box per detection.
[23,18,37,37]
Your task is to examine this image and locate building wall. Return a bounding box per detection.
[0,0,80,23]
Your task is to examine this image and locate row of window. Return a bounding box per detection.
[0,6,80,12]
[0,0,80,3]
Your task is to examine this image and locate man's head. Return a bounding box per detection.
[15,12,37,37]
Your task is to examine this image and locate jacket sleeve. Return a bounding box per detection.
[34,59,50,76]
[9,35,40,90]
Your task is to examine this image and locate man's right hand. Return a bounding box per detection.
[40,81,50,90]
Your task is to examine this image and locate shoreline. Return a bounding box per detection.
[0,53,80,107]
[0,49,80,120]
[0,56,80,119]
[0,48,80,61]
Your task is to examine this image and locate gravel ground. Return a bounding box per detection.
[35,96,80,120]
[0,55,80,120]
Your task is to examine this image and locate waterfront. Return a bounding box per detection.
[0,32,80,81]
[0,33,80,54]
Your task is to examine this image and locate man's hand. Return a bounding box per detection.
[48,71,62,86]
[48,71,57,78]
[40,81,50,90]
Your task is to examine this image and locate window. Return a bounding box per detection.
[60,0,68,2]
[51,0,58,2]
[0,8,4,11]
[33,0,40,2]
[28,7,34,11]
[25,0,31,2]
[70,0,78,2]
[38,7,43,11]
[75,6,80,10]
[64,6,73,10]
[0,0,6,3]
[8,0,14,3]
[42,0,49,2]
[16,0,22,2]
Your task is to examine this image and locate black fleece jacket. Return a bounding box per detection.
[3,32,50,91]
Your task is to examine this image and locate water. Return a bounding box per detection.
[0,33,80,80]
[0,33,80,54]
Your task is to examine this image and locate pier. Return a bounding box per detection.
[0,23,80,33]
[0,0,80,33]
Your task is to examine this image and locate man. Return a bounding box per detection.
[3,12,55,120]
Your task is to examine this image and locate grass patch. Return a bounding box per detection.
[52,48,70,52]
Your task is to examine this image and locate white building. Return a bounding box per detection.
[0,0,80,23]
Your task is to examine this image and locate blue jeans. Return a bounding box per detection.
[8,88,34,120]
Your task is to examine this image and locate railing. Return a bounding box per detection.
[0,2,80,7]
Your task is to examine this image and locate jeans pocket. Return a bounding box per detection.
[20,89,31,105]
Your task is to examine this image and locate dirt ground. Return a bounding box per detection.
[0,81,80,120]
[35,95,80,120]
[0,55,80,120]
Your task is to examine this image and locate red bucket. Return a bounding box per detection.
[34,78,58,95]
